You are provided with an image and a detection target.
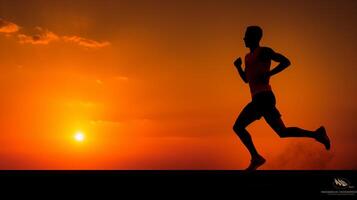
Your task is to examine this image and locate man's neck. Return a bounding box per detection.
[249,44,260,53]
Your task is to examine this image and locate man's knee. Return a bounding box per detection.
[233,121,245,134]
[275,127,288,138]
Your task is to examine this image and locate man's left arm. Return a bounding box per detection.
[265,48,291,77]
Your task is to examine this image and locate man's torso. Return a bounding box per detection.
[245,46,272,97]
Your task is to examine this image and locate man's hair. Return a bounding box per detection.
[246,26,263,41]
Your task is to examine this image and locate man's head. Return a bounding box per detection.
[244,26,263,48]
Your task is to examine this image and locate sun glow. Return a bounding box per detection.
[74,131,85,142]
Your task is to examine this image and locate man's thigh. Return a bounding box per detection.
[263,107,285,133]
[234,102,261,128]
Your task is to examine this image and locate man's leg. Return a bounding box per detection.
[233,103,266,170]
[233,103,260,158]
[264,116,316,138]
[264,114,330,150]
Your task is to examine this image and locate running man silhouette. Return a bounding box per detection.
[233,26,331,171]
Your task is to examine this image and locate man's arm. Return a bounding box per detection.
[265,48,291,77]
[234,57,248,83]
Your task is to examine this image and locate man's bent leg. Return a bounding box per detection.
[264,116,317,138]
[264,114,330,150]
[233,103,261,158]
[233,107,266,171]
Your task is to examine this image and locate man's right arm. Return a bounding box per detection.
[234,57,248,83]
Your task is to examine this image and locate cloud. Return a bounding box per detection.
[64,100,101,108]
[0,18,110,48]
[17,27,59,45]
[62,35,110,48]
[18,29,110,48]
[90,120,122,126]
[115,76,129,81]
[0,18,20,34]
[96,79,103,85]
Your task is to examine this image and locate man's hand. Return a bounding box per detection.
[234,57,248,83]
[234,57,242,68]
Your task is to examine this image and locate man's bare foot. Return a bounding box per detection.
[315,126,330,150]
[245,155,266,171]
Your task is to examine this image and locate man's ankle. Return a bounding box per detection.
[251,154,262,160]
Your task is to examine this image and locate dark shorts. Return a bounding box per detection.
[239,91,281,122]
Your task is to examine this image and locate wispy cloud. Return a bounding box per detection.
[63,36,110,48]
[0,18,20,34]
[115,76,129,81]
[90,120,122,126]
[96,79,103,85]
[0,18,110,48]
[18,27,59,45]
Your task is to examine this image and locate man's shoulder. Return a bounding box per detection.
[260,46,274,53]
[259,47,275,61]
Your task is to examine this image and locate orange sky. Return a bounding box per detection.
[0,0,356,169]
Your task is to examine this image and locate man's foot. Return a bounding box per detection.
[315,126,330,150]
[245,155,266,171]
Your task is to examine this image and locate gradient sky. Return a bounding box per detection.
[0,0,356,169]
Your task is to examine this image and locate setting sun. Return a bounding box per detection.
[74,132,85,142]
